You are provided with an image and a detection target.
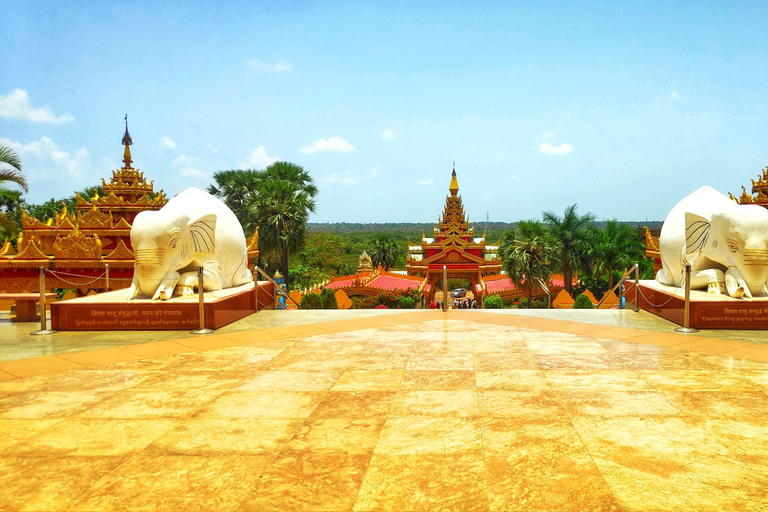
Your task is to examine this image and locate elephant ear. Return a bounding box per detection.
[188,214,217,254]
[684,212,711,255]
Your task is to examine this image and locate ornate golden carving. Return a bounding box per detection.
[102,238,134,260]
[53,231,102,260]
[13,237,52,261]
[21,210,50,229]
[78,206,112,229]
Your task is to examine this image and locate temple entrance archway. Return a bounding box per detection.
[406,167,502,304]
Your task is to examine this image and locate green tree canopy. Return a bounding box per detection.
[500,220,561,308]
[542,204,595,295]
[369,233,400,271]
[587,219,645,290]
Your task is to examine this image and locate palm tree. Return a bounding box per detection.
[588,220,645,290]
[207,169,263,229]
[542,204,596,296]
[370,234,400,271]
[500,220,561,308]
[249,178,316,284]
[0,145,28,201]
[263,161,318,198]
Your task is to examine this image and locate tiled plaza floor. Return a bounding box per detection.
[1,310,767,511]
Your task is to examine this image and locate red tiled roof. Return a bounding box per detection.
[484,277,517,294]
[325,279,354,289]
[368,275,422,291]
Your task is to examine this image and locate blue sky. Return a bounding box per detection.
[2,1,768,223]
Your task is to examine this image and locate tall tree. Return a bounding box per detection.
[249,178,316,283]
[542,204,596,295]
[587,219,645,290]
[207,169,263,229]
[0,145,28,201]
[500,220,561,307]
[369,234,400,271]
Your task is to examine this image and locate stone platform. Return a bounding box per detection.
[626,280,768,329]
[51,282,256,331]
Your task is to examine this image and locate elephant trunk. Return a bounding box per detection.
[741,247,768,294]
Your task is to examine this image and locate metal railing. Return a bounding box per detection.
[253,266,300,309]
[595,263,640,311]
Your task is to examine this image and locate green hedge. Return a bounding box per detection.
[573,294,595,309]
[484,295,503,309]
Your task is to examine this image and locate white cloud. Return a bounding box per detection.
[172,154,197,167]
[240,146,278,168]
[160,136,176,149]
[0,136,89,179]
[380,128,401,140]
[206,144,220,155]
[664,90,681,101]
[418,179,432,185]
[178,167,208,179]
[539,142,575,155]
[299,136,356,154]
[367,166,381,179]
[247,59,293,72]
[509,174,518,181]
[0,89,74,124]
[322,168,379,186]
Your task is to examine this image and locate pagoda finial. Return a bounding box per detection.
[449,164,459,196]
[122,114,133,169]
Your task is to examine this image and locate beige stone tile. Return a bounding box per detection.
[406,353,475,370]
[34,369,147,392]
[149,418,303,455]
[172,334,249,350]
[641,370,765,392]
[5,418,177,456]
[559,390,682,417]
[0,370,16,381]
[78,388,222,419]
[661,390,768,420]
[375,416,483,455]
[572,415,768,511]
[236,370,342,391]
[285,417,385,455]
[390,390,478,418]
[332,370,405,391]
[478,389,567,419]
[0,456,128,511]
[0,374,50,397]
[545,370,651,393]
[400,370,476,391]
[482,417,622,511]
[118,340,193,358]
[0,418,62,453]
[476,369,549,392]
[69,454,270,511]
[0,390,111,418]
[237,450,371,511]
[197,391,322,418]
[310,390,396,419]
[473,352,542,370]
[56,347,144,367]
[0,355,85,378]
[354,452,489,511]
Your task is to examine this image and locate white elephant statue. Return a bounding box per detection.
[128,187,253,300]
[656,185,768,298]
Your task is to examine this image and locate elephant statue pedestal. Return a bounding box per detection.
[51,282,256,331]
[626,280,768,330]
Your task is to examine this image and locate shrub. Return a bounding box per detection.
[518,297,529,309]
[573,294,595,309]
[351,295,380,309]
[320,288,338,309]
[484,295,503,309]
[399,296,415,309]
[299,292,322,309]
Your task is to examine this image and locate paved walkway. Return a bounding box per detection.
[1,310,767,510]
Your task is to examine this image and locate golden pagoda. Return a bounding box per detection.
[406,166,502,300]
[0,116,166,293]
[730,165,768,208]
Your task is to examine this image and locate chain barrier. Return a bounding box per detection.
[637,285,680,308]
[41,268,133,287]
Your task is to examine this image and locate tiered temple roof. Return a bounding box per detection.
[730,165,768,208]
[406,167,502,299]
[0,117,167,293]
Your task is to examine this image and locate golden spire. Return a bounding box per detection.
[122,114,133,169]
[449,163,459,196]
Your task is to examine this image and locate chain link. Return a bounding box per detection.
[637,285,680,308]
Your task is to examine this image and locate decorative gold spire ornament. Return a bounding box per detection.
[122,114,133,169]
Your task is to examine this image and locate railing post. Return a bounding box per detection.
[190,266,213,334]
[30,266,55,335]
[105,263,110,291]
[633,263,640,313]
[675,264,698,333]
[442,265,448,312]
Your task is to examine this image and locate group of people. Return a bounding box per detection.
[427,298,479,309]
